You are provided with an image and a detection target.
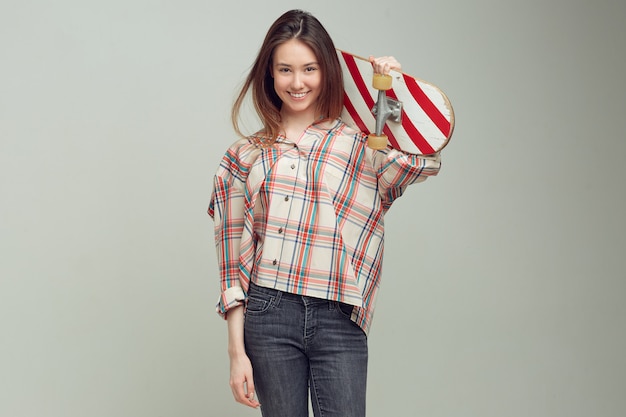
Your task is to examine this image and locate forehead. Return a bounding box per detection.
[273,39,318,65]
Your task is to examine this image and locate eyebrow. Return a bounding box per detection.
[275,62,319,67]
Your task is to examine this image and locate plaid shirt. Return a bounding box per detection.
[208,119,441,334]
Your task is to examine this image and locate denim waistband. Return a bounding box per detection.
[248,281,330,305]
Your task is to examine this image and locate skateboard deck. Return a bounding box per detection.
[337,49,455,155]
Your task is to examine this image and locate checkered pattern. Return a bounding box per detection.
[208,120,440,334]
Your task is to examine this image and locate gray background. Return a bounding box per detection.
[1,0,625,416]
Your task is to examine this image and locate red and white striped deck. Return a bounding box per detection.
[337,50,454,155]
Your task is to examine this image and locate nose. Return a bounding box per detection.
[291,73,304,90]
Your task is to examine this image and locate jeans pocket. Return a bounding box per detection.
[245,295,274,315]
[335,301,355,319]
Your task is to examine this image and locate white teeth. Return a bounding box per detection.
[290,92,307,98]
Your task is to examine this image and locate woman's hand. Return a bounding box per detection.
[229,351,260,408]
[226,305,260,408]
[369,55,402,75]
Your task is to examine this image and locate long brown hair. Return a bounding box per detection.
[231,10,344,145]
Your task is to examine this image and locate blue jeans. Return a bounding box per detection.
[244,282,368,417]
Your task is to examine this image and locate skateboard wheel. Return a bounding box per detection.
[372,74,392,91]
[367,133,388,150]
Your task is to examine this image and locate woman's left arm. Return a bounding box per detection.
[373,149,441,212]
[367,55,442,210]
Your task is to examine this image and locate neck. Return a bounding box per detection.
[280,110,323,140]
[281,109,318,126]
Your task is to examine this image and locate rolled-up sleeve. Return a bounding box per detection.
[372,148,442,212]
[208,141,256,318]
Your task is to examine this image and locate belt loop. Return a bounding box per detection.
[274,289,283,306]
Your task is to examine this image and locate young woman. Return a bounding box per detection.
[208,9,441,417]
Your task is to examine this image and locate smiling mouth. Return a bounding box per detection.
[289,91,309,99]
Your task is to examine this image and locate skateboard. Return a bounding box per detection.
[337,49,455,155]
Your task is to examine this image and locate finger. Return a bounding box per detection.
[230,379,247,403]
[380,57,400,74]
[246,379,255,400]
[369,55,382,74]
[369,55,383,74]
[230,378,260,408]
[246,394,260,408]
[369,56,401,75]
[244,381,261,408]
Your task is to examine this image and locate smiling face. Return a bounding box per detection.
[272,39,322,124]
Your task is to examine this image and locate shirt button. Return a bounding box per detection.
[278,227,283,234]
[291,164,296,169]
[272,259,277,265]
[284,196,289,202]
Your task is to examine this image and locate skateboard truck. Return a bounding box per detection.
[368,73,402,150]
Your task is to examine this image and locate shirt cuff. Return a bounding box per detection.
[215,285,246,318]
